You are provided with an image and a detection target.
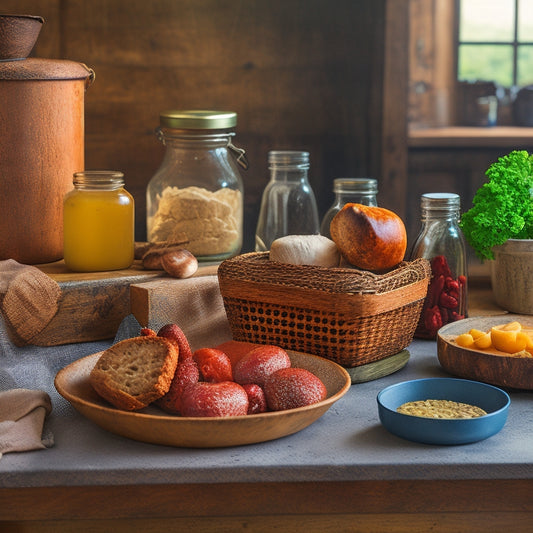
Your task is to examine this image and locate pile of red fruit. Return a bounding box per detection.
[141,324,327,417]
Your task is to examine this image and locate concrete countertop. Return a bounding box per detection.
[1,326,531,489]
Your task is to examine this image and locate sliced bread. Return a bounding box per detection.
[89,336,179,411]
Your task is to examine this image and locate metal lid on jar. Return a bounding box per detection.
[421,192,460,209]
[333,177,378,194]
[159,110,237,130]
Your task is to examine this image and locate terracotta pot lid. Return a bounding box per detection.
[0,57,94,81]
[0,14,44,60]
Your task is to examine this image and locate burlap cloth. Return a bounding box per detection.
[0,259,61,346]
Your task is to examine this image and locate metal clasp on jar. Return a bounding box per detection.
[228,141,249,170]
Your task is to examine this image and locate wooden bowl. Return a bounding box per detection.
[437,315,533,390]
[55,350,351,448]
[0,14,44,60]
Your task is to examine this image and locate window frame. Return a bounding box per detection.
[455,0,533,88]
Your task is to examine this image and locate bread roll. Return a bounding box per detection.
[89,336,179,411]
[330,203,406,271]
[269,235,340,267]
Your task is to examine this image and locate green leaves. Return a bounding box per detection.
[460,150,533,260]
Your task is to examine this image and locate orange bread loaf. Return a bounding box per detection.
[330,203,407,271]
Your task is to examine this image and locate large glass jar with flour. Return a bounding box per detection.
[147,110,247,262]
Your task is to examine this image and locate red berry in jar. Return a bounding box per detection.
[410,193,468,340]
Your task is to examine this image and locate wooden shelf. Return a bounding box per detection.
[408,126,533,148]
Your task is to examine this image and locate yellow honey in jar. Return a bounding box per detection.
[63,171,134,272]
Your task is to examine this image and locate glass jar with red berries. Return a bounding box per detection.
[411,193,467,339]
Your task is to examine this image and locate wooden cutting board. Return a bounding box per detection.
[31,260,217,346]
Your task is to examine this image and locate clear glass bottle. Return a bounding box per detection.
[320,178,378,238]
[63,171,134,272]
[255,151,320,251]
[146,110,246,262]
[411,192,468,339]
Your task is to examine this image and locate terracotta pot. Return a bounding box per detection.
[0,15,94,264]
[490,239,533,315]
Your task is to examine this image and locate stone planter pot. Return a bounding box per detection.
[491,239,533,314]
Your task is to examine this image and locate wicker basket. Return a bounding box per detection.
[217,252,431,367]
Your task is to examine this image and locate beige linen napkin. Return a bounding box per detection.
[147,275,232,351]
[0,388,53,457]
[0,259,61,346]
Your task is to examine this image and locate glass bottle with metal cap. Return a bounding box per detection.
[410,192,468,339]
[146,110,247,262]
[320,178,378,239]
[255,150,319,251]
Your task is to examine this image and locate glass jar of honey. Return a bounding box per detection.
[63,171,135,272]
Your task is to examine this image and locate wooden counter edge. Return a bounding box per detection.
[1,480,533,530]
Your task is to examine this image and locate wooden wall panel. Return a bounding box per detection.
[408,0,455,128]
[381,0,409,222]
[7,0,393,251]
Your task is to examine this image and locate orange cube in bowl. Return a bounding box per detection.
[473,332,492,350]
[490,327,528,354]
[469,328,487,340]
[456,333,475,348]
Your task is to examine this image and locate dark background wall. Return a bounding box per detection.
[8,0,395,253]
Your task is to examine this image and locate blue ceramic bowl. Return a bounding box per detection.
[377,378,510,445]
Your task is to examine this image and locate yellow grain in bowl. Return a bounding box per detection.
[397,399,487,419]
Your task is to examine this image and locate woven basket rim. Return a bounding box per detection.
[218,252,431,295]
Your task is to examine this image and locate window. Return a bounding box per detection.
[457,0,533,88]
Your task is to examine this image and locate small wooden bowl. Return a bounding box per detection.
[0,14,44,60]
[437,315,533,390]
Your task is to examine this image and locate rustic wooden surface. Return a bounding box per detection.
[2,480,533,533]
[409,127,533,148]
[2,0,402,255]
[30,260,163,345]
[30,260,215,345]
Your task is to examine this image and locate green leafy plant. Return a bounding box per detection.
[460,150,533,260]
